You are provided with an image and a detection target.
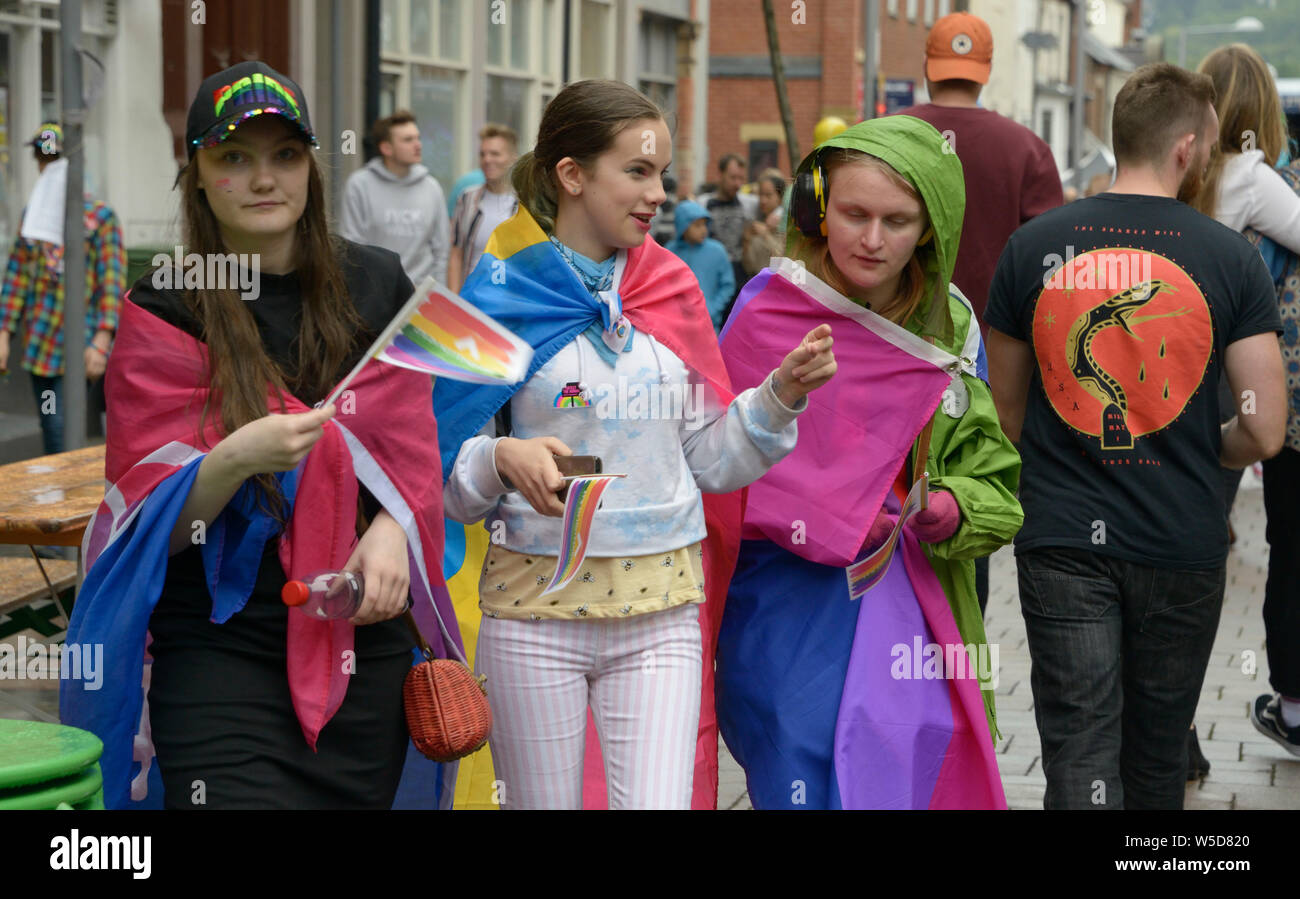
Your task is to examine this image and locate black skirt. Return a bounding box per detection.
[147,541,414,809]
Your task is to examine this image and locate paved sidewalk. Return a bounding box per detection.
[718,467,1300,810]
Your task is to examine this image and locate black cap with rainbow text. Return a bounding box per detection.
[185,61,317,161]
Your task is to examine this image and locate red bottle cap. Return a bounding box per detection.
[281,580,311,607]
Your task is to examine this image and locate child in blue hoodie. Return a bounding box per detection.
[666,200,735,331]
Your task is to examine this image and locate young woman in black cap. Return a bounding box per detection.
[62,62,454,809]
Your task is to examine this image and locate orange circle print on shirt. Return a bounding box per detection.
[1032,246,1212,451]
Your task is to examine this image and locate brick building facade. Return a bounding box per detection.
[705,0,933,189]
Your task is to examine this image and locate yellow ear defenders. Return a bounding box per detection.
[792,153,830,237]
[917,226,934,245]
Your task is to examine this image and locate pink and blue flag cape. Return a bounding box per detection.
[715,259,1005,809]
[61,298,463,809]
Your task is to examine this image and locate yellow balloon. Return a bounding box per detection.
[814,116,849,146]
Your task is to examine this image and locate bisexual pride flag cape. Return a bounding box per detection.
[715,258,1004,809]
[435,205,744,809]
[61,297,462,809]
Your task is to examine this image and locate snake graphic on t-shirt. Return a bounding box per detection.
[1064,279,1188,448]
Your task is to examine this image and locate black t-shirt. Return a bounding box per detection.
[985,193,1281,568]
[128,239,417,659]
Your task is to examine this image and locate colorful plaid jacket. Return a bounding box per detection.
[0,199,127,377]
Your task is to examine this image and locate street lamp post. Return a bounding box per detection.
[1177,17,1264,68]
[863,0,879,121]
[61,0,86,453]
[1072,0,1086,193]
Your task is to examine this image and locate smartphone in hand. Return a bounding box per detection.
[553,454,602,502]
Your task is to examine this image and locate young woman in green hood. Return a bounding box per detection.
[715,116,1023,809]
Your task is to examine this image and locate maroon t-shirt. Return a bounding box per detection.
[895,104,1063,332]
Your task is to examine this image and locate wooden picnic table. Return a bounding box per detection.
[0,445,105,548]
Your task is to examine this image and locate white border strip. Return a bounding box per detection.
[949,282,982,378]
[767,257,961,372]
[334,422,467,666]
[83,441,206,568]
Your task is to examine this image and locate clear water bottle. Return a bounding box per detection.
[281,570,364,620]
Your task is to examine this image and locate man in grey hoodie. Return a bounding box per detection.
[340,110,450,285]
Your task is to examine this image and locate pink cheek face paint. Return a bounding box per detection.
[215,178,233,192]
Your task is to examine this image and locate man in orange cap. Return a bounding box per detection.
[898,10,1063,615]
[900,11,1062,337]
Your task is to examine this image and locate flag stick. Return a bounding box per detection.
[319,352,374,410]
[318,280,435,408]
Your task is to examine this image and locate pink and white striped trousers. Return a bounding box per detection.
[475,603,703,810]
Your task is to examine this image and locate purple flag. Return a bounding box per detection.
[720,260,960,567]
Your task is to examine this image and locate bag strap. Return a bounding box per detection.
[404,610,435,662]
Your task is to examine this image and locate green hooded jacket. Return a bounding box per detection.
[789,116,1024,740]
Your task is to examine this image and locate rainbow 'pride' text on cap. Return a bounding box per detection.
[212,71,302,119]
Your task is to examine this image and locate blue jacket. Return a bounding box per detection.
[666,200,735,331]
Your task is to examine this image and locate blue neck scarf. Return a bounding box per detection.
[549,236,632,365]
[434,218,637,481]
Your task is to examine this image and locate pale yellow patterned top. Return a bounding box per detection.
[478,541,706,620]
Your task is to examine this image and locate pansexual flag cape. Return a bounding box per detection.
[715,258,1005,809]
[434,205,743,809]
[61,297,462,810]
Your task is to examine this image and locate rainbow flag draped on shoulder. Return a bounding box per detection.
[61,297,461,809]
[435,206,743,810]
[715,258,1006,810]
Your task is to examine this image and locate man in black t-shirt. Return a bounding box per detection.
[986,64,1286,809]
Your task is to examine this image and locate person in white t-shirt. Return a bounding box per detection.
[447,123,519,292]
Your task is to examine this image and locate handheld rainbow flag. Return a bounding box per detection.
[542,473,624,596]
[323,277,533,407]
[845,475,928,599]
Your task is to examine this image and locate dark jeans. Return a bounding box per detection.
[27,371,106,455]
[30,374,64,455]
[1263,447,1300,698]
[1016,547,1225,809]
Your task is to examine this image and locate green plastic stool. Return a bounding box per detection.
[0,718,105,810]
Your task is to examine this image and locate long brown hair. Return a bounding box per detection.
[789,149,930,327]
[1194,44,1286,219]
[512,80,664,234]
[177,137,361,520]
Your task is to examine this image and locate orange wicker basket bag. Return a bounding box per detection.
[402,610,492,762]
